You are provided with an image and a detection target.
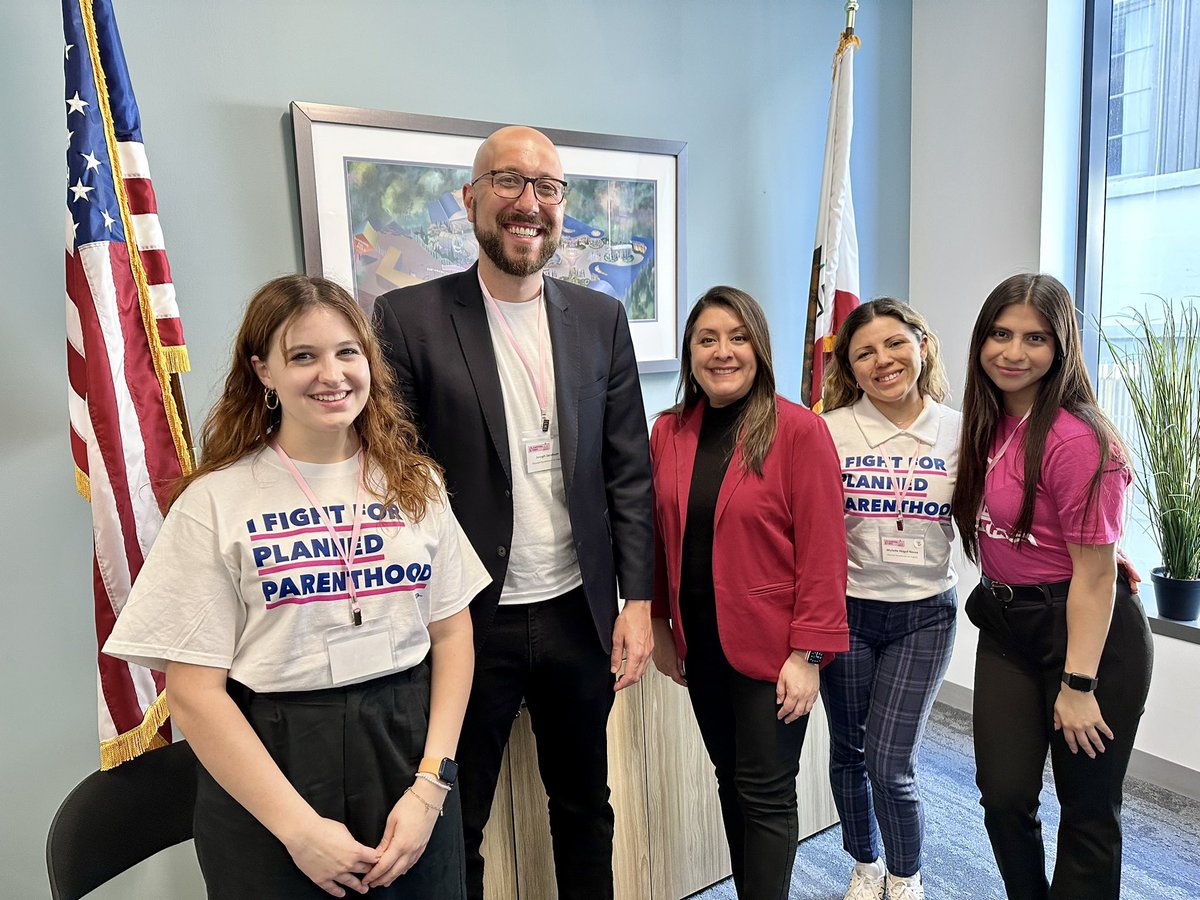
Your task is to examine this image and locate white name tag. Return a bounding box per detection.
[523,431,561,474]
[325,617,395,685]
[881,535,926,566]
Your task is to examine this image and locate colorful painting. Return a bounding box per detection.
[344,160,657,321]
[293,103,686,372]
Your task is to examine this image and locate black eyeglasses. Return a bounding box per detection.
[471,170,569,205]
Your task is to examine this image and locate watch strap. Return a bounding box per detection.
[419,755,458,785]
[1061,672,1099,692]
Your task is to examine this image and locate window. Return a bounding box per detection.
[1081,0,1200,595]
[1108,0,1200,178]
[1107,0,1156,177]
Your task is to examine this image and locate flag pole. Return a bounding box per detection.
[802,2,863,409]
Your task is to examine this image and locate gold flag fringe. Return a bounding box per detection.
[75,466,91,502]
[161,344,190,375]
[79,0,191,477]
[99,690,171,770]
[832,33,862,81]
[835,32,862,61]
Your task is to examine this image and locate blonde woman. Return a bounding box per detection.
[820,298,960,900]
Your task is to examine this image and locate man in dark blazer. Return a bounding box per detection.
[374,125,654,900]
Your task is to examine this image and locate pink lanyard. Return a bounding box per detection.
[878,437,925,532]
[271,442,368,626]
[978,410,1031,530]
[482,290,552,433]
[986,410,1031,478]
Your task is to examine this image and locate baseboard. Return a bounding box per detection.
[936,681,973,714]
[934,682,1200,802]
[1126,749,1200,801]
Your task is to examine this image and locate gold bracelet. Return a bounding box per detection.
[404,786,444,816]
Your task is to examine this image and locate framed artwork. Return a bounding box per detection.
[291,102,687,373]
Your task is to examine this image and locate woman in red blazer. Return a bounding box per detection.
[651,285,849,900]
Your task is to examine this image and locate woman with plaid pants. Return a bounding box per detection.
[820,299,961,900]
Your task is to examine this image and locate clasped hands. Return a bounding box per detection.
[286,779,445,896]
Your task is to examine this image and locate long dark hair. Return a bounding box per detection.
[952,273,1126,561]
[664,285,777,475]
[822,297,950,411]
[171,275,442,520]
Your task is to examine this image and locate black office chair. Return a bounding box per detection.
[46,740,199,900]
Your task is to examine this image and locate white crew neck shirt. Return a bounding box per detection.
[480,273,582,604]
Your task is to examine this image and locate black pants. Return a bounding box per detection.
[458,587,616,900]
[966,578,1153,900]
[685,636,810,900]
[193,664,465,899]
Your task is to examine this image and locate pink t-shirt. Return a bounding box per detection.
[979,409,1129,584]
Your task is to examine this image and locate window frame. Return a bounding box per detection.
[1077,0,1112,374]
[1077,0,1200,640]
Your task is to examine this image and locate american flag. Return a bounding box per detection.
[803,25,862,411]
[63,0,193,769]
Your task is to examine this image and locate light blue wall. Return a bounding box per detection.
[0,1,911,895]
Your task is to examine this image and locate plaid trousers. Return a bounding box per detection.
[819,589,957,878]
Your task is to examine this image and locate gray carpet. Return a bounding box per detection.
[693,703,1200,899]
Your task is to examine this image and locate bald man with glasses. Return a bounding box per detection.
[374,125,654,900]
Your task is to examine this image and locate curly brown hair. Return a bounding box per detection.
[169,275,441,520]
[821,297,950,412]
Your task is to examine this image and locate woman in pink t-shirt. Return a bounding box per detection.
[951,273,1153,900]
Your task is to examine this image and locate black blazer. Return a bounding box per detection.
[374,264,655,653]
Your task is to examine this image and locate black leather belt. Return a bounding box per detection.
[980,575,1072,605]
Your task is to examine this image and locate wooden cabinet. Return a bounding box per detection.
[481,668,838,899]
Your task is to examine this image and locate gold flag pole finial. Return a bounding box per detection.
[844,0,859,36]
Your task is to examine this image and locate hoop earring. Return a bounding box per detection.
[264,388,279,410]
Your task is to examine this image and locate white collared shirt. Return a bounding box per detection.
[822,394,961,600]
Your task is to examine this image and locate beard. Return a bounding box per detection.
[474,209,560,278]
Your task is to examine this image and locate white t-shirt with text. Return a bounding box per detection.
[823,394,960,601]
[104,447,490,691]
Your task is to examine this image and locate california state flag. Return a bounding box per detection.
[803,31,861,410]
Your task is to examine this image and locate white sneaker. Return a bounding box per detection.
[843,861,886,900]
[886,870,925,900]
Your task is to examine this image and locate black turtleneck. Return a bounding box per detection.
[679,396,746,657]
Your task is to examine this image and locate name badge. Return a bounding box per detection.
[325,617,395,685]
[522,430,561,474]
[881,535,926,566]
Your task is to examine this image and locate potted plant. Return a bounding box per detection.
[1101,303,1200,621]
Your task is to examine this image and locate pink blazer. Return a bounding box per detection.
[650,396,849,681]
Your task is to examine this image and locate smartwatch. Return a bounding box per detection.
[419,756,459,786]
[1061,672,1099,693]
[804,650,825,666]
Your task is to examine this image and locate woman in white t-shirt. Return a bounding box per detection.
[820,298,960,900]
[105,275,489,899]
